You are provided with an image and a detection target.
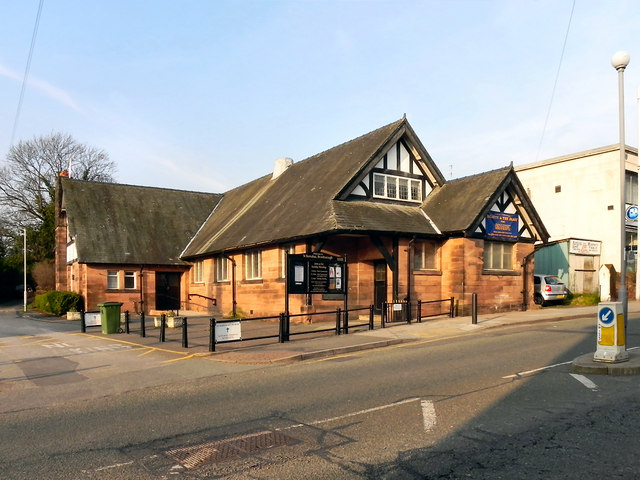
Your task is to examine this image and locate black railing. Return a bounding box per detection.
[80,296,455,352]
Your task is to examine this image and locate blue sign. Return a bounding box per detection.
[599,307,614,326]
[626,205,638,221]
[485,211,518,240]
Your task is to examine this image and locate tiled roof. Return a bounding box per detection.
[62,179,221,265]
[182,118,439,257]
[422,167,512,233]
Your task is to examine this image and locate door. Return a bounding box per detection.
[374,261,387,313]
[155,272,181,311]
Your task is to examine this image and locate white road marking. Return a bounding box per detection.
[570,373,598,391]
[502,360,573,379]
[280,397,429,430]
[421,399,437,432]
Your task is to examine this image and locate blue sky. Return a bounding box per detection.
[2,0,640,192]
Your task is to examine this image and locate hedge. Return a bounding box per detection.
[34,291,84,316]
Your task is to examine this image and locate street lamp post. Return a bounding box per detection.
[613,50,630,332]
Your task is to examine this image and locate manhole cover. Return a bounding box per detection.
[165,430,297,469]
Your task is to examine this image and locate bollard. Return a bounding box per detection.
[417,300,422,323]
[81,310,86,333]
[369,305,374,330]
[209,318,216,352]
[471,293,478,325]
[344,309,349,334]
[449,296,455,318]
[140,311,146,338]
[160,314,166,342]
[279,313,285,343]
[182,317,188,348]
[125,310,130,334]
[336,308,341,335]
[381,303,386,328]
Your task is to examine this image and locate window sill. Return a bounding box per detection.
[241,279,263,284]
[413,270,441,276]
[482,270,519,276]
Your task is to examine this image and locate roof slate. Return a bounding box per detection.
[182,119,430,257]
[62,179,221,265]
[422,167,511,233]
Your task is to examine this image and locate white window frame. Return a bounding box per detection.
[483,242,514,271]
[216,257,229,282]
[373,173,421,202]
[192,260,204,284]
[124,270,136,289]
[413,241,438,270]
[107,270,118,290]
[245,250,262,280]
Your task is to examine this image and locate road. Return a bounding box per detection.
[1,307,639,479]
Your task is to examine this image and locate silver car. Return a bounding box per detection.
[534,274,568,306]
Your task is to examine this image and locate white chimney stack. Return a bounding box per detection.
[272,157,293,179]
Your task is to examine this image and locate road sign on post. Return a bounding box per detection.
[594,302,629,363]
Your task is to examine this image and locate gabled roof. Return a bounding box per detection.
[423,166,549,241]
[182,118,443,258]
[61,179,221,265]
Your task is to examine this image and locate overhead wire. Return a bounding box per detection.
[10,0,45,147]
[535,0,576,162]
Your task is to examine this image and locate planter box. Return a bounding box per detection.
[153,316,183,328]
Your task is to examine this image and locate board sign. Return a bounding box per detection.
[485,211,518,240]
[215,321,241,342]
[84,311,101,327]
[287,253,345,295]
[569,239,601,255]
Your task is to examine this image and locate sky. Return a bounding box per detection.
[2,0,640,193]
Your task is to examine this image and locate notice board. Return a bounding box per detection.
[287,253,345,295]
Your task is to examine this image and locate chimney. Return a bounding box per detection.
[272,157,293,180]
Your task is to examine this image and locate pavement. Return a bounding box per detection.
[5,300,640,374]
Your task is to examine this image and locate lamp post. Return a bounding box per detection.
[612,50,630,329]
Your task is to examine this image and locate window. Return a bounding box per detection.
[245,250,262,280]
[124,271,136,289]
[192,260,204,283]
[626,172,638,204]
[107,270,118,289]
[414,241,438,270]
[483,242,513,270]
[373,173,421,202]
[281,244,295,278]
[216,257,229,282]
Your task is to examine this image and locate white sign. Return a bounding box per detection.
[84,312,101,326]
[215,321,242,342]
[569,239,601,255]
[393,303,403,311]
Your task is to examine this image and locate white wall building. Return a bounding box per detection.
[516,145,638,292]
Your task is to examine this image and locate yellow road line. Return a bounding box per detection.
[74,333,189,357]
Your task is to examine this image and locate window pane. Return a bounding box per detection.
[398,178,408,200]
[374,174,385,196]
[410,180,421,201]
[124,271,135,289]
[386,177,397,198]
[107,271,118,289]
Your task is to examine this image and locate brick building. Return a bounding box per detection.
[56,118,548,317]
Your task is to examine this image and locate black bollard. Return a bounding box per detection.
[125,310,130,334]
[160,314,166,342]
[209,318,216,352]
[81,310,86,333]
[140,311,146,338]
[182,317,188,348]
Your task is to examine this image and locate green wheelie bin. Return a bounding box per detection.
[98,302,123,334]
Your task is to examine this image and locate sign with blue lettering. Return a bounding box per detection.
[599,307,614,326]
[485,211,518,240]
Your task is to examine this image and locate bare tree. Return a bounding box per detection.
[0,133,117,260]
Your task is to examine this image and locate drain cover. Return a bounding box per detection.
[166,430,297,469]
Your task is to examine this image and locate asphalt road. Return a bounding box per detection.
[1,308,639,479]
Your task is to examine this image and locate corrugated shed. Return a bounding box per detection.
[62,179,221,265]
